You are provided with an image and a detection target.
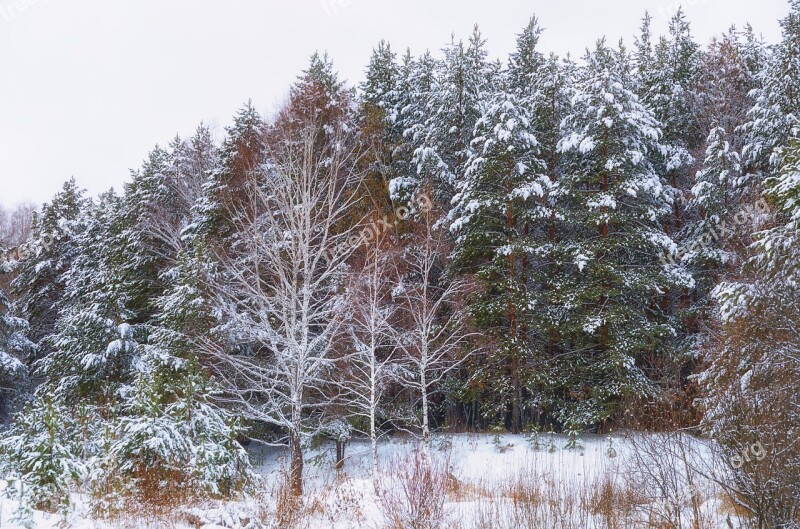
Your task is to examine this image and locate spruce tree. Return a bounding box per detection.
[556,41,689,429]
[0,281,33,419]
[191,101,265,243]
[409,27,497,210]
[41,192,137,402]
[743,0,800,172]
[12,179,87,355]
[450,83,549,432]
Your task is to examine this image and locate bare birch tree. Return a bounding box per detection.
[346,235,401,491]
[393,209,479,456]
[201,111,366,496]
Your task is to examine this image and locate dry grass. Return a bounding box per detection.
[86,435,755,529]
[376,450,455,529]
[458,461,636,529]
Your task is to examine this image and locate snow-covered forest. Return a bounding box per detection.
[1,2,799,528]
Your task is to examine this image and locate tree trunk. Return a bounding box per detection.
[421,369,431,459]
[371,426,379,494]
[289,430,304,496]
[507,184,522,435]
[511,357,521,434]
[335,439,346,470]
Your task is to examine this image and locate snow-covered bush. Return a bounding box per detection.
[0,393,86,525]
[377,451,453,529]
[92,362,253,510]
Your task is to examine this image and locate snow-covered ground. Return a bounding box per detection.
[0,432,735,528]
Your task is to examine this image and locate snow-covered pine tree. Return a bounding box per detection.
[507,16,545,98]
[508,17,572,188]
[118,129,216,328]
[149,250,221,371]
[502,18,575,430]
[389,49,438,204]
[633,11,655,96]
[408,26,497,212]
[12,179,87,356]
[359,41,406,218]
[0,280,33,420]
[700,136,800,525]
[0,391,87,523]
[190,101,265,243]
[555,40,689,430]
[743,0,800,172]
[148,126,230,374]
[684,127,743,283]
[636,9,700,233]
[632,11,706,412]
[97,356,251,508]
[363,40,400,125]
[118,145,176,323]
[680,127,744,361]
[40,191,138,403]
[739,23,769,83]
[449,78,549,433]
[170,125,218,220]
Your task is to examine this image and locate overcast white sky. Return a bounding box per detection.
[0,0,787,208]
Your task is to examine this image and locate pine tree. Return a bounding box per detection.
[701,137,800,526]
[680,126,744,361]
[272,51,352,146]
[636,9,701,233]
[450,81,549,432]
[0,392,87,522]
[555,41,689,429]
[508,17,571,183]
[119,145,174,322]
[12,179,88,354]
[40,192,138,403]
[360,41,405,217]
[505,19,574,430]
[191,101,265,243]
[389,49,438,203]
[507,16,545,97]
[0,282,33,419]
[634,12,655,95]
[684,127,743,278]
[743,0,800,172]
[409,27,497,210]
[363,40,400,118]
[100,359,251,507]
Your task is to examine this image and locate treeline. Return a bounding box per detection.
[1,2,799,519]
